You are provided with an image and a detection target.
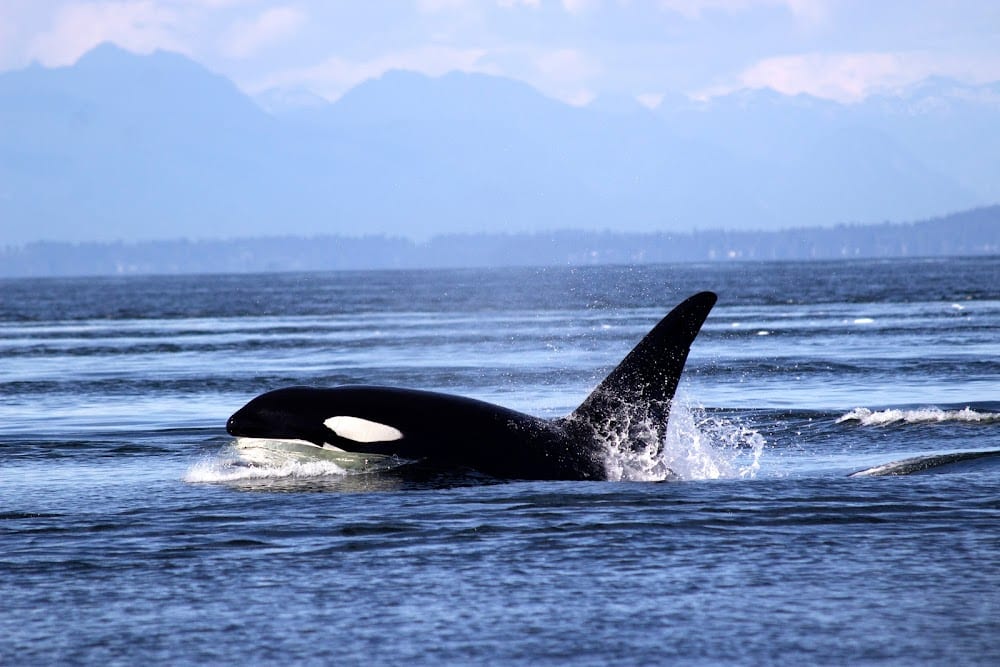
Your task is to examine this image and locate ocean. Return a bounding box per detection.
[2,257,998,664]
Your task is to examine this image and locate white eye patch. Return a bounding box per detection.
[323,416,403,443]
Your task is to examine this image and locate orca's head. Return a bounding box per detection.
[226,386,335,445]
[226,386,406,448]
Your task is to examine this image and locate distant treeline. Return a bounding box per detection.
[2,206,997,277]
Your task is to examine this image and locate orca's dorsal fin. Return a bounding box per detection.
[568,291,717,436]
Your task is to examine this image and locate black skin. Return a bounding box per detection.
[228,385,605,480]
[226,291,718,481]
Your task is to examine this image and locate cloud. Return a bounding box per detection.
[658,0,828,24]
[784,0,829,25]
[742,52,910,102]
[563,89,596,106]
[561,0,600,14]
[0,6,18,57]
[636,92,664,109]
[435,45,604,105]
[532,47,602,103]
[497,0,541,8]
[536,47,601,81]
[700,51,1000,103]
[27,1,187,66]
[250,44,495,100]
[415,0,469,12]
[220,6,305,59]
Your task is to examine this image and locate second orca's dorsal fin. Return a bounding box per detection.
[569,291,717,431]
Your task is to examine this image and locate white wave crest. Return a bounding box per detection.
[184,445,349,484]
[602,398,765,482]
[836,406,1000,427]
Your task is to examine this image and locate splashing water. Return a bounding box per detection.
[603,397,765,482]
[184,444,350,484]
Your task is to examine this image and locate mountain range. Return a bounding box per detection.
[1,43,999,246]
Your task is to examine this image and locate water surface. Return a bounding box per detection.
[2,258,998,664]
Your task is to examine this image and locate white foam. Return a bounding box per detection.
[837,406,1000,427]
[185,437,408,484]
[184,453,348,484]
[184,439,363,484]
[602,397,765,482]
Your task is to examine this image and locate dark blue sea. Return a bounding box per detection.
[2,257,998,665]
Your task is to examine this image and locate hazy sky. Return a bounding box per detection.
[2,1,999,105]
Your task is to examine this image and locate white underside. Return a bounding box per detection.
[233,437,393,471]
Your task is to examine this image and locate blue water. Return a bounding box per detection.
[2,258,998,664]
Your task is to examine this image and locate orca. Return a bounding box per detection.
[848,449,1000,477]
[226,291,717,480]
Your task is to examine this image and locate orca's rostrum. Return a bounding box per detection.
[226,291,717,480]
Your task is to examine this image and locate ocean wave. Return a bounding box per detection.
[836,406,1000,427]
